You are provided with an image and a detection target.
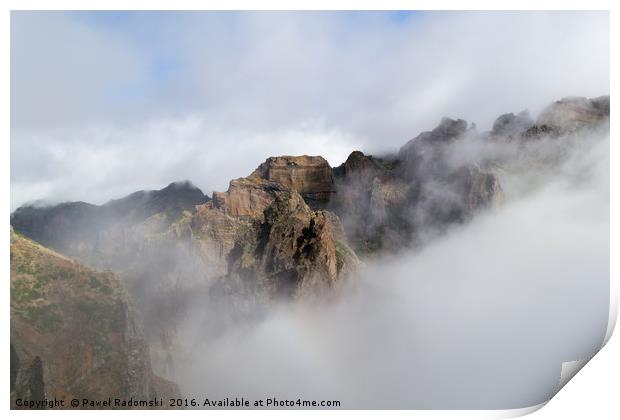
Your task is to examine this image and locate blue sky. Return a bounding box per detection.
[66,10,426,107]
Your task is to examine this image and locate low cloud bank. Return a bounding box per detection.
[172,131,609,409]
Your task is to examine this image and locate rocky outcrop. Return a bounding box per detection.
[331,152,414,253]
[333,151,383,183]
[249,156,336,207]
[196,157,359,300]
[536,96,610,133]
[504,95,611,140]
[198,156,356,289]
[398,117,471,182]
[462,166,504,209]
[211,178,285,218]
[10,230,180,409]
[491,111,533,137]
[210,155,335,217]
[327,116,504,254]
[190,205,248,277]
[400,117,469,152]
[224,191,358,300]
[198,156,357,296]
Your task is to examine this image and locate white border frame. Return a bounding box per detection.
[2,1,616,419]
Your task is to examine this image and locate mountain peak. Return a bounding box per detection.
[399,117,469,158]
[491,110,533,136]
[162,180,201,191]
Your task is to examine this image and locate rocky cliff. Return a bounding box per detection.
[197,157,359,301]
[10,229,180,409]
[223,190,358,300]
[329,115,505,254]
[9,95,609,396]
[249,156,336,207]
[211,155,335,217]
[536,96,610,133]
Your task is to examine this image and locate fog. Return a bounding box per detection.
[161,128,609,409]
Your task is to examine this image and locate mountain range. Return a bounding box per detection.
[10,95,610,407]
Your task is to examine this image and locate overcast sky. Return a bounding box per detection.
[10,11,609,209]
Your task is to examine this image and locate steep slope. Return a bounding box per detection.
[10,229,179,409]
[223,190,358,300]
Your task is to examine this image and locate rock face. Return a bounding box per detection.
[211,178,285,218]
[334,151,383,182]
[491,111,533,137]
[331,152,415,253]
[327,116,505,254]
[249,156,336,207]
[536,96,610,132]
[199,159,358,302]
[225,191,358,300]
[519,96,610,140]
[461,166,504,209]
[210,156,335,216]
[398,117,474,182]
[190,205,247,277]
[10,230,180,409]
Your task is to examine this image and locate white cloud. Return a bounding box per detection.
[11,116,356,208]
[174,132,610,409]
[11,11,609,207]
